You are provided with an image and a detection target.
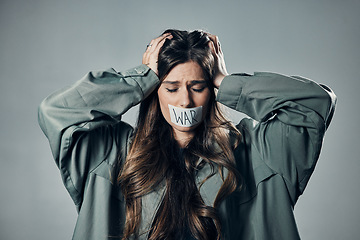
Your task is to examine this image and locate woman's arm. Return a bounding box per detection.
[208,33,337,204]
[207,32,335,127]
[217,72,336,203]
[217,72,336,127]
[39,33,173,162]
[38,65,159,163]
[38,33,173,208]
[38,65,159,207]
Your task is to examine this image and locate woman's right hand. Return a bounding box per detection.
[142,33,173,75]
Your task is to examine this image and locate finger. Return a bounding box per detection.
[146,33,172,52]
[142,51,149,65]
[206,33,220,53]
[145,37,160,53]
[205,32,216,43]
[208,41,216,55]
[142,34,173,71]
[217,39,222,53]
[143,34,171,63]
[209,41,221,59]
[213,36,220,53]
[207,34,220,51]
[142,54,149,64]
[145,35,172,66]
[152,34,173,55]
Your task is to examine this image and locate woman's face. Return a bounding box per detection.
[157,61,211,135]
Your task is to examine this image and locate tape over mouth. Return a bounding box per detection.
[168,104,203,127]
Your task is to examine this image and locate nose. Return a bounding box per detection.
[179,88,193,108]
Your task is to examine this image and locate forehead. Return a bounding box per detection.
[164,61,205,82]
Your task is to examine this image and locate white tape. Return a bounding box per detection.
[168,104,203,127]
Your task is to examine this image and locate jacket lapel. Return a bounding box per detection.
[137,181,166,239]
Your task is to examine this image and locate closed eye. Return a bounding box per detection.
[166,88,178,93]
[192,87,206,92]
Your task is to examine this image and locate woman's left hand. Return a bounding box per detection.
[207,33,229,88]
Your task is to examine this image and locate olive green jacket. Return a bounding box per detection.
[38,64,336,240]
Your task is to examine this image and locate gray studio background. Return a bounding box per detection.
[1,0,359,239]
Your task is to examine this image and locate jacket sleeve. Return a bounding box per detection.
[216,72,337,204]
[38,64,159,208]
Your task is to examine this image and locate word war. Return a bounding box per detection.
[168,104,203,127]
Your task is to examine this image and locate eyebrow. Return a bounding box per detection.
[162,80,207,85]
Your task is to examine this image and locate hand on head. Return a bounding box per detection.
[142,33,173,75]
[206,33,229,88]
[142,30,228,88]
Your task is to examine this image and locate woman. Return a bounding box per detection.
[38,29,336,240]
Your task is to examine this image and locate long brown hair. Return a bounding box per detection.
[118,29,241,240]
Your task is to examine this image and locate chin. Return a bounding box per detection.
[171,123,202,133]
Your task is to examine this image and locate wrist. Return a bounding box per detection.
[213,74,227,89]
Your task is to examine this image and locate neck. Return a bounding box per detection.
[172,129,195,148]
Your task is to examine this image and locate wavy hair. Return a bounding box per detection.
[118,29,241,240]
